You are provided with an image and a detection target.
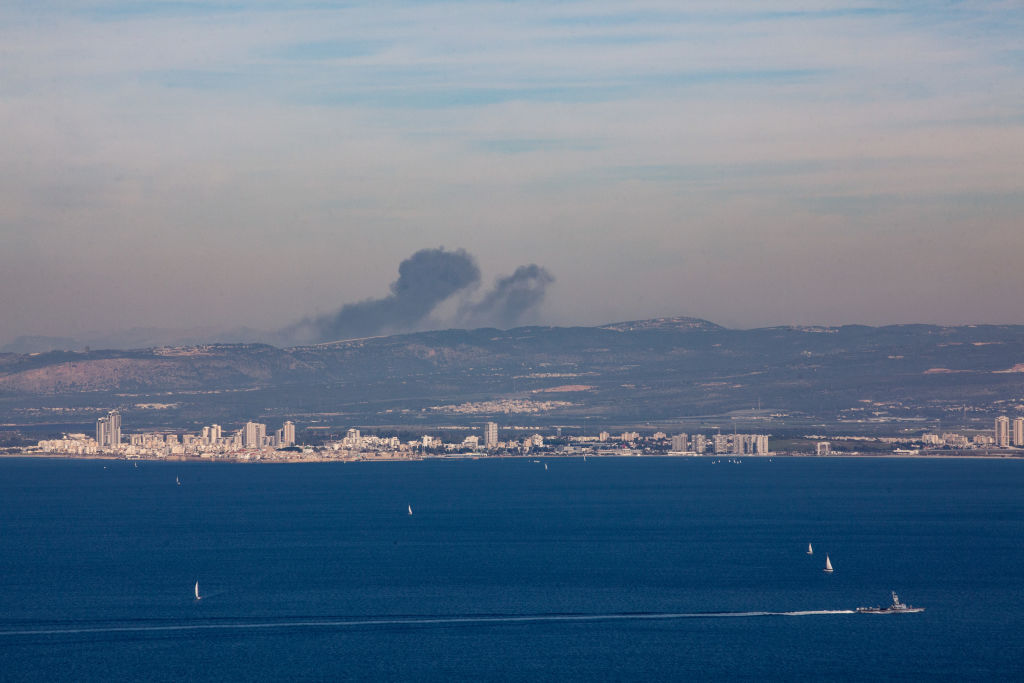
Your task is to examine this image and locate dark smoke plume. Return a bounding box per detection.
[289,247,481,343]
[282,248,554,344]
[459,264,555,328]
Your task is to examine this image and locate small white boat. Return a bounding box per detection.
[408,504,413,516]
[544,463,548,470]
[176,476,181,486]
[194,581,201,601]
[824,555,834,573]
[807,543,813,555]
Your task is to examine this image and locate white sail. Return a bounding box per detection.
[807,543,813,555]
[408,504,413,515]
[824,555,833,572]
[544,463,548,470]
[194,581,201,600]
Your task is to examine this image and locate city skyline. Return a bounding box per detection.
[2,1,1024,345]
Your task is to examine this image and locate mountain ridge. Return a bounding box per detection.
[1,318,1022,430]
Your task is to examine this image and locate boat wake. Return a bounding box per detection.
[0,610,856,637]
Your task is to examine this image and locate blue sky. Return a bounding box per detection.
[1,1,1023,341]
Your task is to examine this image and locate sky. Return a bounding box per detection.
[2,1,1023,345]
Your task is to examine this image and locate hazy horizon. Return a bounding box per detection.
[3,1,1023,343]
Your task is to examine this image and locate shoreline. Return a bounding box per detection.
[2,451,1022,463]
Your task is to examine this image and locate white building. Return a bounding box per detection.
[995,416,1010,447]
[484,422,498,448]
[671,434,688,452]
[244,421,267,449]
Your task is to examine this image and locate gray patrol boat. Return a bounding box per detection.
[856,592,924,614]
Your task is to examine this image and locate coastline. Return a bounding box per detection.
[3,451,1022,463]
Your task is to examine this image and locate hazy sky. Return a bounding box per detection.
[2,1,1023,343]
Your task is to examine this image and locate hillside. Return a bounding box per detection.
[2,317,1023,431]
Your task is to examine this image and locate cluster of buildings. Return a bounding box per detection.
[322,423,545,457]
[35,411,296,458]
[34,414,772,460]
[921,416,1024,450]
[429,399,574,414]
[600,430,770,455]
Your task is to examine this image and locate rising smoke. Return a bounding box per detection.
[458,264,555,328]
[284,247,554,344]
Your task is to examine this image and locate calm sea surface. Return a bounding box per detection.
[1,456,1022,681]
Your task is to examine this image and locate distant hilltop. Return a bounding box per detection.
[600,316,724,333]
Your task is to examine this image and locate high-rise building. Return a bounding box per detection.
[671,434,688,452]
[210,424,222,442]
[107,410,121,447]
[1013,417,1024,447]
[96,417,108,448]
[693,434,707,454]
[244,421,267,449]
[283,421,296,447]
[484,422,499,448]
[95,410,121,449]
[995,416,1010,447]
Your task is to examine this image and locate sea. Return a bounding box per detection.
[1,456,1022,681]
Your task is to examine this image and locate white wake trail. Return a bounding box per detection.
[0,609,856,637]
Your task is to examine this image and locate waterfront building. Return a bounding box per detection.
[816,442,832,456]
[485,422,499,448]
[283,421,296,447]
[108,410,121,447]
[671,434,688,452]
[1013,417,1024,447]
[244,421,267,449]
[96,417,108,448]
[995,416,1010,447]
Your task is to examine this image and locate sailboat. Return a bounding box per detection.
[807,543,813,555]
[194,581,201,601]
[408,504,413,515]
[544,463,548,470]
[823,555,833,573]
[176,476,181,486]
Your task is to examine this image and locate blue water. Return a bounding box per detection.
[1,457,1022,680]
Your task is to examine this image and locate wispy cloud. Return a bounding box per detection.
[1,1,1023,339]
